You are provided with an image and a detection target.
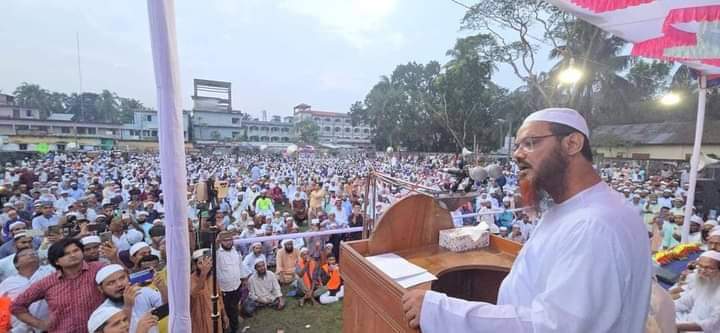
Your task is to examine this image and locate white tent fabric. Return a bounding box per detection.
[147,0,191,331]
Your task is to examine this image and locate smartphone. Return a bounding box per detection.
[151,303,169,320]
[99,231,112,243]
[24,229,44,238]
[128,269,154,285]
[88,223,107,233]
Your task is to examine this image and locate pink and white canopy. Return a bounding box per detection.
[548,0,720,244]
[548,0,720,76]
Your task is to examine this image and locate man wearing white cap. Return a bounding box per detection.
[128,242,151,272]
[688,216,704,245]
[707,229,720,252]
[0,232,34,281]
[403,108,652,332]
[675,250,720,332]
[87,304,158,333]
[243,242,266,273]
[244,258,284,316]
[275,239,300,284]
[93,264,163,333]
[82,235,103,263]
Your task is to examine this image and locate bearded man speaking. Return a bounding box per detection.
[402,108,652,332]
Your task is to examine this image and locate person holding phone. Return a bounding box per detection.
[93,264,163,333]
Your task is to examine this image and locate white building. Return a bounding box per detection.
[293,103,372,148]
[121,110,190,141]
[189,79,245,142]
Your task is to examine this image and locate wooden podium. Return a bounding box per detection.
[340,194,521,332]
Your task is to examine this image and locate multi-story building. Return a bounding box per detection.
[243,118,294,143]
[190,79,245,142]
[121,110,190,141]
[293,103,372,148]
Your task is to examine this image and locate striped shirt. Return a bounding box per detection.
[11,261,105,332]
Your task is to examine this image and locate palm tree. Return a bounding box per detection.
[13,83,50,118]
[95,90,120,123]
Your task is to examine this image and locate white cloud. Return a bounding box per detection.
[277,0,401,49]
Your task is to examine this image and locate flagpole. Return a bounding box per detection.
[681,74,707,243]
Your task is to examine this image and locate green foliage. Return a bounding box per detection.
[294,119,320,144]
[12,83,151,123]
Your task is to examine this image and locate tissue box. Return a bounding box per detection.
[439,226,490,252]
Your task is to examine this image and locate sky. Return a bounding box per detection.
[0,0,552,119]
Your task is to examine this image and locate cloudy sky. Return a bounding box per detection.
[0,0,546,118]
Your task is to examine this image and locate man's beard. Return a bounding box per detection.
[519,146,569,207]
[221,243,233,251]
[107,293,125,305]
[693,274,720,302]
[284,247,293,253]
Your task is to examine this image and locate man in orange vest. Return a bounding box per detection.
[295,248,320,307]
[318,254,344,304]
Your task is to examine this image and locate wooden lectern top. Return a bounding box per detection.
[341,194,521,333]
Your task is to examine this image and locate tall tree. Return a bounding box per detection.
[95,90,120,123]
[294,119,320,144]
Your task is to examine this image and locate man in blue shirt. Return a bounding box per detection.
[31,202,59,233]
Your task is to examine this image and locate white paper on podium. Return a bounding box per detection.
[396,271,438,288]
[366,253,437,288]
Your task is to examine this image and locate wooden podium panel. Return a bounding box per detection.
[341,194,521,333]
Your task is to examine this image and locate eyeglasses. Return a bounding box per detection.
[698,264,719,272]
[513,134,559,153]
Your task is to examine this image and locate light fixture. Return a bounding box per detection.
[558,67,583,85]
[660,92,681,106]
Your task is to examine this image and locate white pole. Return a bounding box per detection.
[146,0,191,331]
[682,75,707,243]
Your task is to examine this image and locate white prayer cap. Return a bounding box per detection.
[251,242,262,248]
[95,264,125,284]
[81,235,101,246]
[705,220,719,227]
[500,226,508,231]
[8,221,26,231]
[700,250,720,262]
[691,216,703,225]
[299,247,309,254]
[254,258,266,267]
[13,231,29,240]
[125,229,144,246]
[521,108,589,138]
[710,229,720,238]
[129,242,150,257]
[192,248,210,260]
[311,219,320,225]
[325,243,334,249]
[281,239,293,246]
[87,305,123,333]
[136,211,149,217]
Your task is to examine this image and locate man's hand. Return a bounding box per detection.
[135,313,159,333]
[401,289,427,330]
[99,241,118,260]
[197,256,212,276]
[123,285,142,309]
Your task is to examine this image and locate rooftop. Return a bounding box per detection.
[592,121,720,146]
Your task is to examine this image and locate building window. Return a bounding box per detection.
[16,125,29,130]
[232,131,240,138]
[281,128,289,132]
[345,119,351,124]
[334,119,341,123]
[151,130,158,137]
[146,115,152,122]
[281,137,289,142]
[271,127,278,132]
[87,128,96,135]
[61,127,71,134]
[12,109,20,118]
[249,126,258,131]
[19,144,27,150]
[334,127,341,132]
[25,110,33,117]
[324,126,330,131]
[143,130,150,137]
[249,136,259,141]
[57,144,65,151]
[232,118,240,124]
[270,137,278,142]
[363,129,369,133]
[345,128,351,133]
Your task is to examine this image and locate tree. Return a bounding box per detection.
[119,98,149,124]
[13,83,56,119]
[95,90,120,123]
[294,119,320,144]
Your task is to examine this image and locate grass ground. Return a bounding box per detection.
[239,288,343,333]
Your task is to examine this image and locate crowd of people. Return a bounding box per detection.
[0,150,718,332]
